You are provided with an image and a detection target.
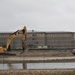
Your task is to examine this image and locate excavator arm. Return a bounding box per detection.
[21,26,27,51]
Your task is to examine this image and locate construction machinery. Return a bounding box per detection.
[0,26,27,53]
[70,49,75,55]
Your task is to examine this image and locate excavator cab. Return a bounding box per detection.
[0,44,6,53]
[0,46,6,53]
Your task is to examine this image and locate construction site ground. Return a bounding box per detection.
[0,69,75,75]
[0,50,75,75]
[3,49,74,57]
[0,50,75,62]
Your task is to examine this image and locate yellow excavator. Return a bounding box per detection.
[0,26,27,53]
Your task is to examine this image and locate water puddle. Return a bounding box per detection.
[0,62,75,70]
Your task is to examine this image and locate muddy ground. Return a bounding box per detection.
[1,49,73,57]
[0,50,75,63]
[0,69,75,75]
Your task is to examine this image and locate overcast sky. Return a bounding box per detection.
[0,0,75,32]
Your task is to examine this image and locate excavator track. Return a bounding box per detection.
[0,53,16,56]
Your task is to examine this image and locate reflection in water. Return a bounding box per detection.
[23,62,27,69]
[8,63,23,70]
[0,62,75,70]
[8,63,13,69]
[0,64,8,70]
[0,63,23,70]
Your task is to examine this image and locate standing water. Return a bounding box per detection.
[0,62,75,70]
